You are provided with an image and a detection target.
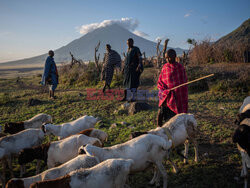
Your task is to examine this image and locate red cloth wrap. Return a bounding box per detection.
[157,62,188,114]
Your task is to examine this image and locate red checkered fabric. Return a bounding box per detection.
[157,62,188,114]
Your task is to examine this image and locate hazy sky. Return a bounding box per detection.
[0,0,249,62]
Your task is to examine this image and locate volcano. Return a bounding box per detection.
[1,24,185,66]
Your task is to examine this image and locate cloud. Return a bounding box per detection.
[184,10,193,18]
[133,30,149,38]
[0,31,12,39]
[155,36,163,42]
[78,18,139,35]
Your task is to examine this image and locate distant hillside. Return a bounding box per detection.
[0,24,186,66]
[215,18,250,48]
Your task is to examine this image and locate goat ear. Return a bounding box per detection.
[41,124,46,133]
[78,146,86,155]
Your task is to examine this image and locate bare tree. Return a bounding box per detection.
[162,39,169,59]
[94,41,101,73]
[69,52,82,67]
[156,38,169,68]
[156,39,162,68]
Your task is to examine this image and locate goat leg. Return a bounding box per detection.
[169,158,179,173]
[36,160,41,174]
[192,139,199,162]
[1,159,7,188]
[155,161,168,188]
[184,140,189,164]
[7,156,14,178]
[20,164,26,177]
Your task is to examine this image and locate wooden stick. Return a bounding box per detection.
[159,74,214,93]
[169,74,214,91]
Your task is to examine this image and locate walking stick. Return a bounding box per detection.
[168,74,214,91]
[159,74,214,96]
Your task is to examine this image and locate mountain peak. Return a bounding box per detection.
[1,23,185,66]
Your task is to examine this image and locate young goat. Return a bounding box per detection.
[6,154,99,188]
[29,158,134,188]
[81,134,172,188]
[18,133,102,173]
[78,128,108,146]
[0,129,45,187]
[43,115,98,140]
[4,114,52,134]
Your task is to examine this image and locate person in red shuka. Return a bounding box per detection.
[157,49,188,127]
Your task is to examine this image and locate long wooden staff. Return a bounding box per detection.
[168,73,214,91]
[159,74,214,97]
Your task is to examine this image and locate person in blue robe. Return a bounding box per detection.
[41,50,58,99]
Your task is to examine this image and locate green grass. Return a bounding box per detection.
[0,64,249,188]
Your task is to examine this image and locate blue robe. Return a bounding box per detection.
[41,56,58,91]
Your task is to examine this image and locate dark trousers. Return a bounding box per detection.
[157,104,176,127]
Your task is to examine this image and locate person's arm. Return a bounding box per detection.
[44,58,51,80]
[136,48,143,72]
[157,67,168,91]
[157,66,172,107]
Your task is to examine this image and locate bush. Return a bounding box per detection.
[58,63,123,89]
[188,39,249,64]
[186,64,250,94]
[58,63,100,88]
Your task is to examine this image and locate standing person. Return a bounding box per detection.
[101,44,121,93]
[123,38,143,101]
[41,50,58,99]
[157,49,188,127]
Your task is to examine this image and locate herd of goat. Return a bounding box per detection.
[0,96,249,188]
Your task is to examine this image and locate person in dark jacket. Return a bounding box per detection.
[41,50,58,99]
[123,38,143,101]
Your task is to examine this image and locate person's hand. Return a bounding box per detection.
[136,66,140,72]
[39,81,45,86]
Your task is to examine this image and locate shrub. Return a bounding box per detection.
[58,62,123,89]
[188,39,249,64]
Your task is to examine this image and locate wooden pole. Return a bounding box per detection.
[169,74,214,91]
[158,74,214,97]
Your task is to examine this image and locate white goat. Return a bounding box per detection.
[6,154,99,188]
[0,129,45,187]
[131,113,198,170]
[4,113,52,134]
[43,115,98,140]
[78,128,108,145]
[29,158,134,188]
[82,134,172,188]
[18,133,102,170]
[239,96,250,113]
